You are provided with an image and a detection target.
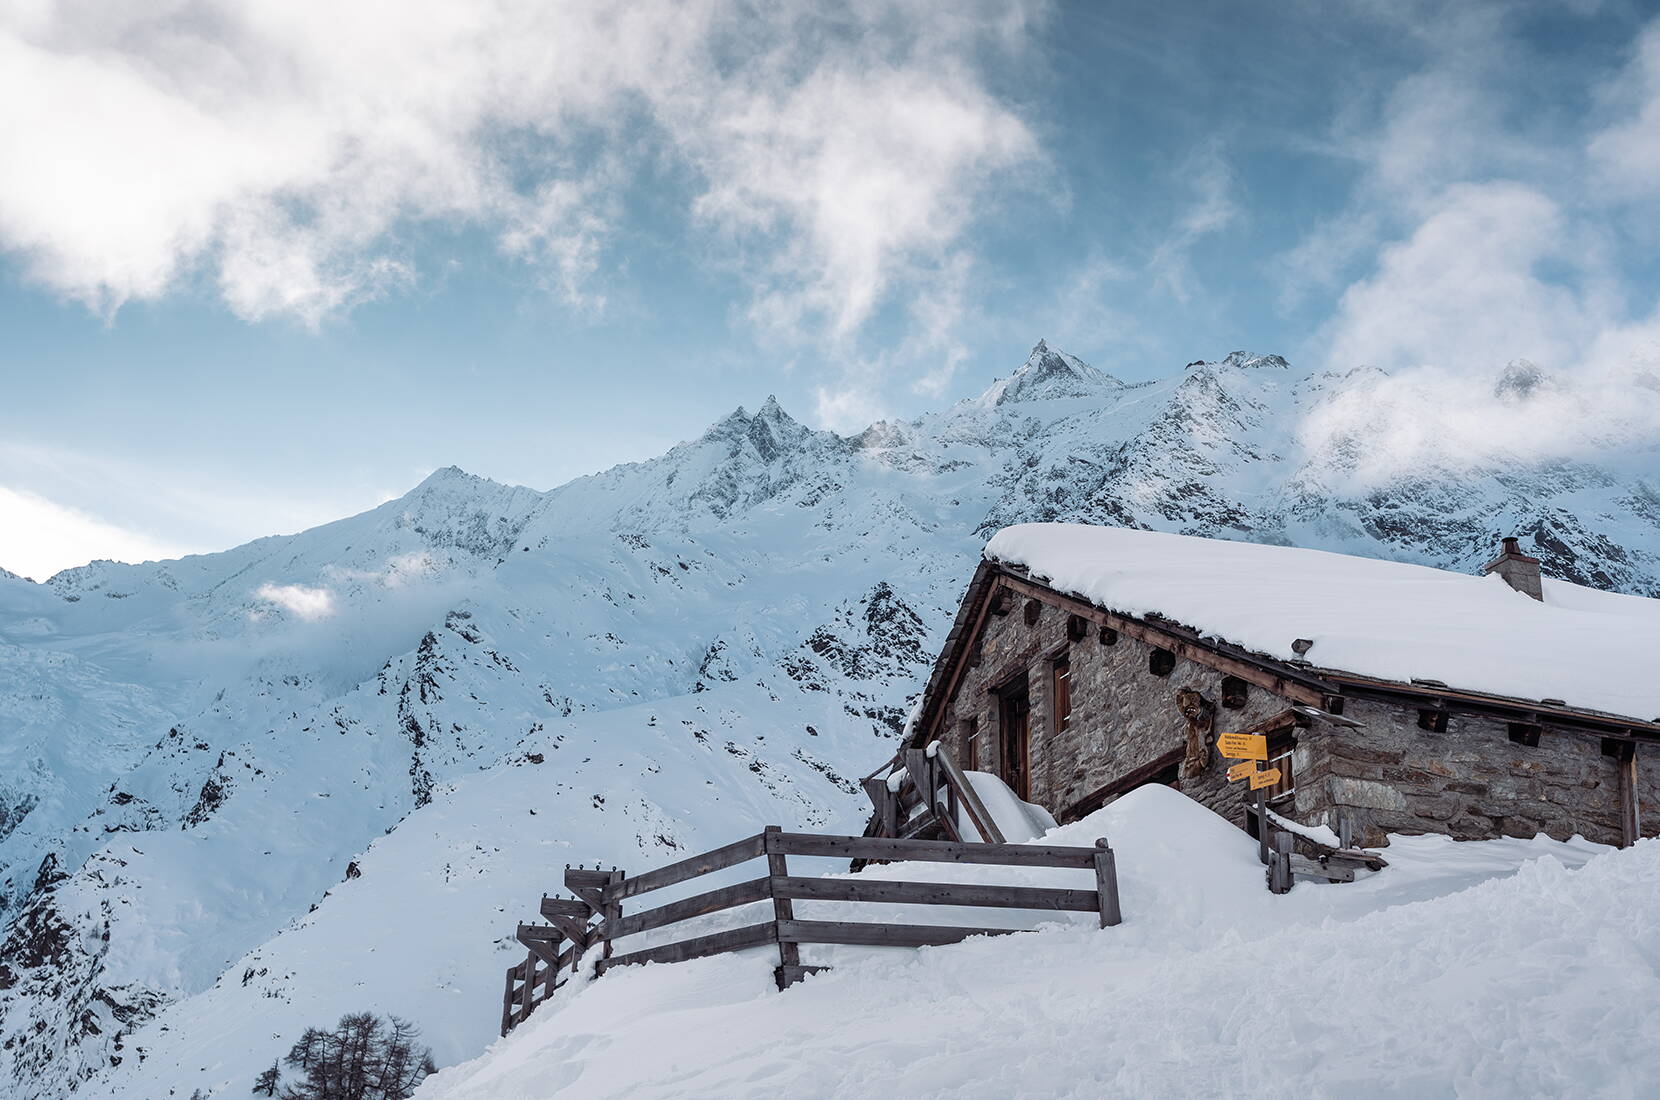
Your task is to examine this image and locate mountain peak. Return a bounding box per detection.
[978,341,1121,406]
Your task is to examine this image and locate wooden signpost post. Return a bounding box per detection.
[1219,730,1287,890]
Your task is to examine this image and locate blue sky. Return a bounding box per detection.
[3,0,1660,578]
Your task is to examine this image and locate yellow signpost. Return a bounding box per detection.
[1226,760,1256,782]
[1248,766,1282,790]
[1216,731,1268,761]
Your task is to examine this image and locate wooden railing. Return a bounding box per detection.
[499,825,1122,1035]
[860,743,1007,844]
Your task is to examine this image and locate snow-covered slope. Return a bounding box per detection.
[3,341,1660,1098]
[415,786,1657,1100]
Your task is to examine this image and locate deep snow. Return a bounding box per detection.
[416,786,1654,1100]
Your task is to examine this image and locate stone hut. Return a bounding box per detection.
[895,523,1659,849]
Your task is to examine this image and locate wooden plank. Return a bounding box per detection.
[539,897,591,918]
[1289,855,1354,883]
[1270,831,1294,894]
[564,868,610,910]
[775,832,1097,868]
[771,875,1098,912]
[863,776,898,837]
[776,919,1025,948]
[1057,746,1185,824]
[516,925,564,967]
[765,827,801,987]
[610,833,768,900]
[903,749,933,806]
[519,950,536,1020]
[601,921,778,970]
[1618,742,1640,849]
[538,900,593,946]
[918,567,1005,746]
[604,876,771,940]
[932,744,1004,844]
[1093,840,1121,928]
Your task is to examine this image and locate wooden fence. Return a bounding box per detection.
[500,825,1122,1035]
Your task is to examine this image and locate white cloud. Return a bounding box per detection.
[1147,144,1239,304]
[1319,182,1612,377]
[1287,12,1660,482]
[255,582,335,621]
[1588,20,1660,201]
[0,1,1042,339]
[0,485,196,580]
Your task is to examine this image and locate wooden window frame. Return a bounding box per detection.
[964,717,981,772]
[1052,655,1072,735]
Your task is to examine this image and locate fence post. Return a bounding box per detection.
[765,825,802,989]
[519,950,537,1023]
[1093,838,1122,928]
[501,963,519,1036]
[1269,831,1294,894]
[602,869,624,963]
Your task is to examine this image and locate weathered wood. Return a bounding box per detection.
[519,950,537,1020]
[516,925,565,967]
[539,896,592,918]
[1269,831,1294,894]
[776,963,831,990]
[1618,742,1640,848]
[609,833,768,900]
[932,744,1005,844]
[600,921,778,970]
[1058,746,1184,824]
[564,867,612,910]
[765,827,802,986]
[903,748,932,805]
[538,898,594,946]
[1093,840,1121,928]
[771,875,1098,912]
[1288,855,1354,883]
[776,919,1024,948]
[862,776,896,837]
[501,969,517,1036]
[604,876,771,940]
[775,832,1097,868]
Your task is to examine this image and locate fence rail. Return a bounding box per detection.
[498,824,1122,1035]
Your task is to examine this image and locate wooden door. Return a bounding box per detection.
[1001,685,1031,801]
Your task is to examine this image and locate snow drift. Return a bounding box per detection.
[416,786,1657,1100]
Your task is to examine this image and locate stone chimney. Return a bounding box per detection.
[1482,536,1543,600]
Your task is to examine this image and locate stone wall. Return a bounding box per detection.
[936,577,1660,848]
[1295,696,1660,848]
[940,584,1302,829]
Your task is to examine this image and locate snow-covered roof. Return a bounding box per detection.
[985,523,1660,722]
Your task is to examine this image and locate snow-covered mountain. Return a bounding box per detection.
[3,341,1659,1098]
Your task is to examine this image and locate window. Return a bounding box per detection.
[964,718,981,771]
[1508,722,1541,747]
[1149,647,1175,677]
[1052,657,1072,734]
[1220,676,1249,710]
